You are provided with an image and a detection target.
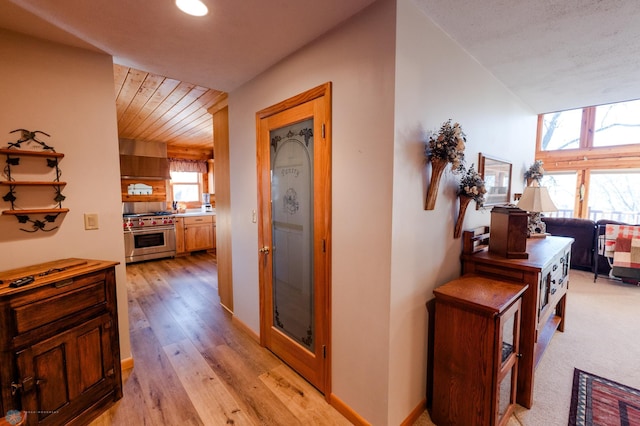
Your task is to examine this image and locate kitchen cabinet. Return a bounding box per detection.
[185,215,215,252]
[175,214,216,254]
[174,217,186,254]
[431,275,527,426]
[0,258,122,426]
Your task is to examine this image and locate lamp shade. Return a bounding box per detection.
[517,185,557,213]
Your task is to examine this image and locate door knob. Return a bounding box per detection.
[259,246,270,254]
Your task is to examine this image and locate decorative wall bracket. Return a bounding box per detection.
[1,129,68,232]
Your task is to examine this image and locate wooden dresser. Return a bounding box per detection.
[0,258,122,425]
[461,236,573,408]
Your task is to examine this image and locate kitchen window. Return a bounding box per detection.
[170,171,202,203]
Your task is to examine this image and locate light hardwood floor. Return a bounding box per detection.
[90,253,351,425]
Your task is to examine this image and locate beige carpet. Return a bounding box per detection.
[414,269,640,425]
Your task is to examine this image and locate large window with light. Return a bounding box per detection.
[587,170,640,223]
[536,99,640,220]
[541,173,577,218]
[540,108,582,151]
[170,171,202,203]
[593,99,640,147]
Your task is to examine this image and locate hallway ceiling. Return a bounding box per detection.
[2,0,640,150]
[0,0,375,153]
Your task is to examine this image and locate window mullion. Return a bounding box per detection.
[575,169,590,219]
[582,107,595,149]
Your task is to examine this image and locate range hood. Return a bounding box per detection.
[119,139,170,180]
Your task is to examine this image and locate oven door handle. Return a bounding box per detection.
[125,227,173,234]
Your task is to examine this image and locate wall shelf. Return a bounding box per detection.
[2,208,70,215]
[1,181,67,186]
[1,129,68,232]
[0,148,64,158]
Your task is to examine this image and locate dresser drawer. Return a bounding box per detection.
[10,271,107,335]
[184,215,213,225]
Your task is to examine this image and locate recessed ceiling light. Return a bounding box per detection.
[176,0,208,17]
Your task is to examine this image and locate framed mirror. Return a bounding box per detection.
[478,153,512,207]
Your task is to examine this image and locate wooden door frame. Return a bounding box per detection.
[256,82,332,398]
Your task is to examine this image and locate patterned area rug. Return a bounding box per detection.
[569,368,640,425]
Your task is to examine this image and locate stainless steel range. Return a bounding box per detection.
[123,211,176,264]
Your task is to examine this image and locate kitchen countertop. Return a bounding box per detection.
[173,210,216,217]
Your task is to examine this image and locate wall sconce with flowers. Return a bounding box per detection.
[424,119,466,210]
[454,164,487,238]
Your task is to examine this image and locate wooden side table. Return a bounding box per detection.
[431,275,528,426]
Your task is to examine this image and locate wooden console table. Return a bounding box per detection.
[0,258,122,425]
[461,236,573,408]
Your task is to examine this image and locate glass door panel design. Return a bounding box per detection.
[270,119,314,350]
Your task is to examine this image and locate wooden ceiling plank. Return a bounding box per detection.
[119,76,181,137]
[113,64,128,98]
[146,88,221,141]
[125,81,197,141]
[117,73,165,131]
[154,105,213,141]
[165,115,213,145]
[141,85,209,140]
[115,68,147,125]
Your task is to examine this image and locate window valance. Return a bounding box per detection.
[169,158,207,173]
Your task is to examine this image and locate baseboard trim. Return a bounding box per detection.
[220,302,233,315]
[329,393,371,426]
[400,399,426,426]
[231,315,260,343]
[121,357,134,371]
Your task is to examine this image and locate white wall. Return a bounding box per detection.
[386,0,537,423]
[229,0,397,423]
[0,30,131,360]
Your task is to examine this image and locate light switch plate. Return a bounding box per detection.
[84,213,99,230]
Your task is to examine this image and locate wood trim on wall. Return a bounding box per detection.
[328,393,372,426]
[121,357,134,371]
[208,94,233,312]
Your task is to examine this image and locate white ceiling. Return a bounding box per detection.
[2,0,640,113]
[412,0,640,113]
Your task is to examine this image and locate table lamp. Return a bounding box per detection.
[516,181,557,237]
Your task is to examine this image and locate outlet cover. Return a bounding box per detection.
[84,213,99,230]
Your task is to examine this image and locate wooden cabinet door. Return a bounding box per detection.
[185,223,213,251]
[495,299,521,426]
[15,314,116,425]
[174,217,185,254]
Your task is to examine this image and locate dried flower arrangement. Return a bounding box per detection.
[458,164,487,206]
[453,163,487,238]
[524,160,545,183]
[424,119,466,171]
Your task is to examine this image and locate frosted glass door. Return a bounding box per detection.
[270,118,314,350]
